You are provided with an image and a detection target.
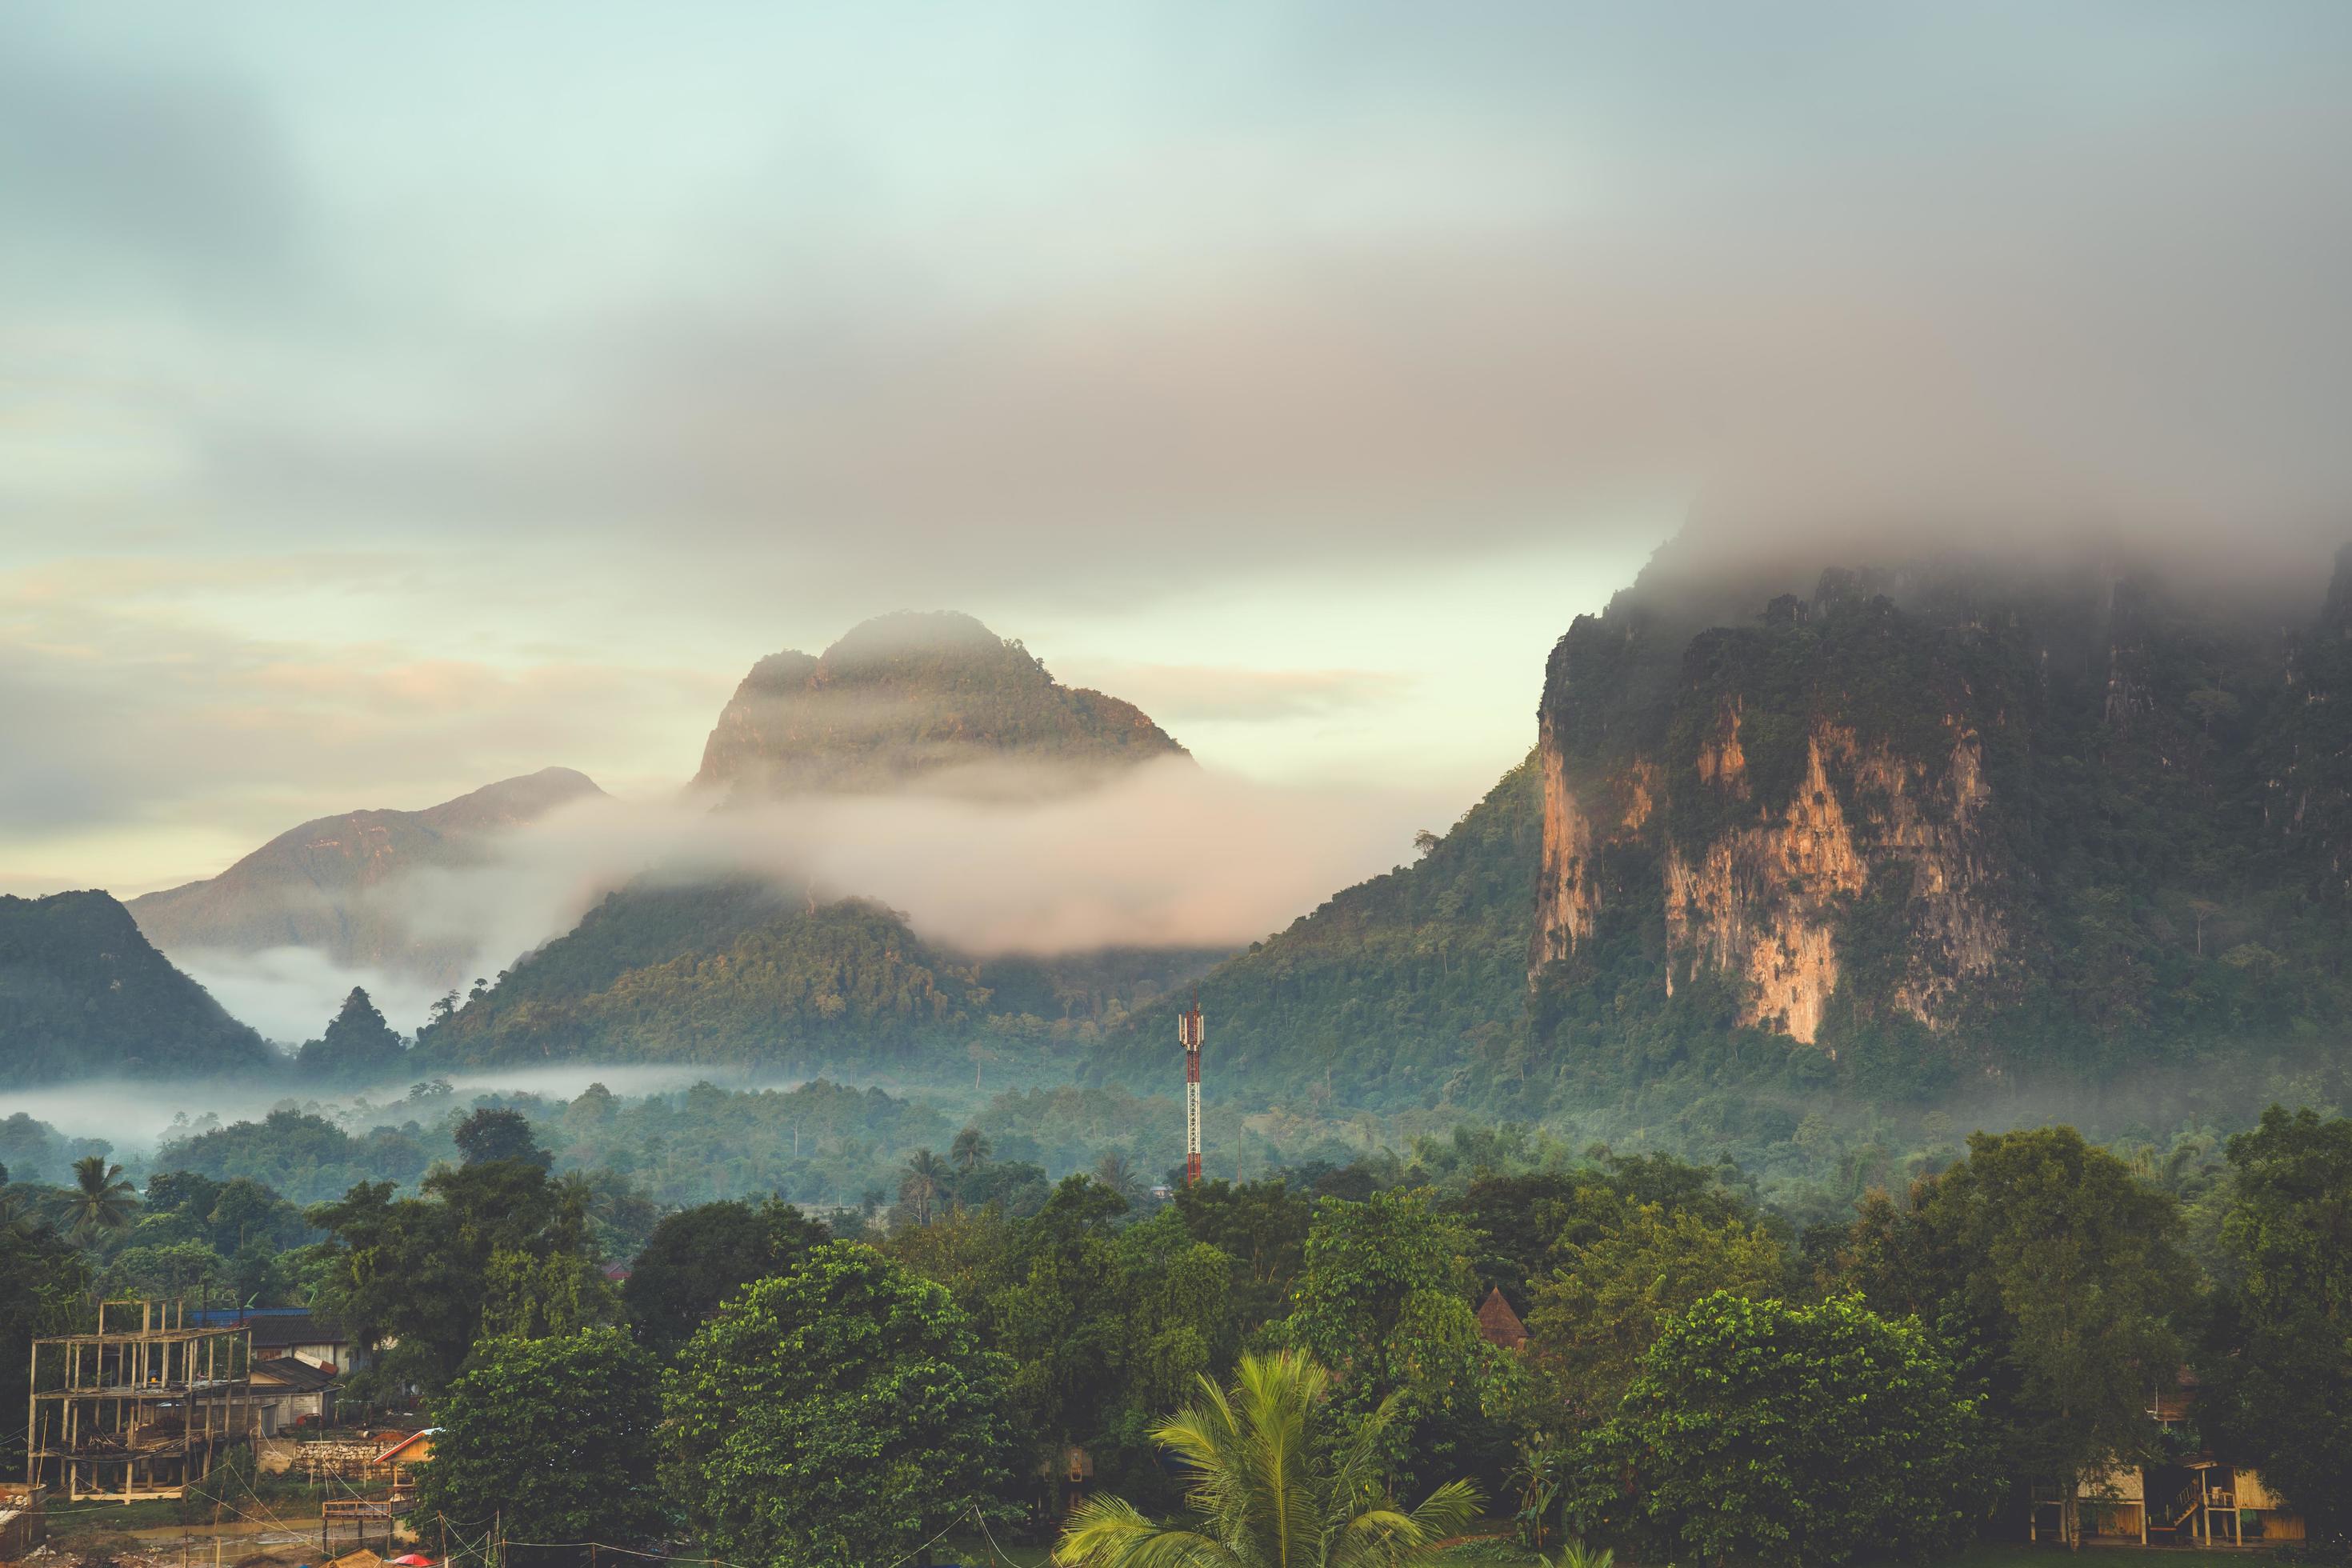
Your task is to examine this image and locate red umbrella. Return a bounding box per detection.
[391,1556,434,1565]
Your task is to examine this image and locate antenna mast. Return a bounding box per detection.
[1178,987,1205,1185]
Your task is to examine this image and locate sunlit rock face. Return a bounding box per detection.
[1529,544,2352,1078]
[693,610,1187,803]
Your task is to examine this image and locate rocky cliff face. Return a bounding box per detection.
[694,611,1186,801]
[129,767,603,983]
[1528,548,2352,1086]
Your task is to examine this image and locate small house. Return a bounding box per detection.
[372,1428,438,1491]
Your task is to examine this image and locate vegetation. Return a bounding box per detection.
[407,878,1222,1074]
[2199,1106,2352,1539]
[662,1242,1014,1568]
[298,986,410,1082]
[1058,1350,1482,1568]
[9,1065,2349,1562]
[1573,1292,1982,1568]
[411,1326,666,1562]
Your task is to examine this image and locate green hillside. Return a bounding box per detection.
[411,877,1226,1074]
[1086,755,1542,1107]
[0,890,274,1080]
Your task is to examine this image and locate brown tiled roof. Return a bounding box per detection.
[1477,1287,1529,1351]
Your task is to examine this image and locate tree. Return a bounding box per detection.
[1573,1293,1983,1568]
[664,1242,1013,1568]
[98,1241,232,1303]
[453,1107,551,1169]
[1281,1188,1521,1490]
[1174,1178,1312,1332]
[306,1161,610,1393]
[296,986,408,1082]
[1058,1350,1481,1568]
[1,1214,90,1422]
[2200,1106,2352,1537]
[899,1146,949,1226]
[1526,1201,1785,1421]
[951,1125,993,1173]
[621,1198,828,1356]
[411,1326,663,1565]
[1094,1152,1143,1205]
[58,1155,139,1246]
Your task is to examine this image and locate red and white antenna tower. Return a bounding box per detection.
[1178,987,1205,1185]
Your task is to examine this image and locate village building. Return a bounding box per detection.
[2029,1371,2306,1546]
[188,1306,366,1373]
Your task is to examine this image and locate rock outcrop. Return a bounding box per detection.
[694,610,1187,802]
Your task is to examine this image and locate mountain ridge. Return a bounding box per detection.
[127,766,604,986]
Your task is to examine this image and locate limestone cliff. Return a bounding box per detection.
[1529,548,2352,1084]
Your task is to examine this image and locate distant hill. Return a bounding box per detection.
[0,890,273,1081]
[128,767,604,985]
[410,876,1226,1072]
[694,610,1186,801]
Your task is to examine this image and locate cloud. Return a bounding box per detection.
[242,756,1447,1031]
[1064,662,1412,724]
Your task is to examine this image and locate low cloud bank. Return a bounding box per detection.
[177,758,1450,1035]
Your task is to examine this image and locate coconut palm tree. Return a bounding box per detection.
[899,1147,950,1226]
[1092,1152,1142,1205]
[1058,1350,1481,1568]
[950,1125,993,1174]
[58,1156,139,1246]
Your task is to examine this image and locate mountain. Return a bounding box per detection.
[694,610,1187,801]
[410,876,1225,1071]
[127,768,604,983]
[0,890,273,1081]
[1092,542,2352,1145]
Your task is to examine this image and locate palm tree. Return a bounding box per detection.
[1058,1350,1481,1568]
[950,1126,993,1174]
[899,1148,949,1226]
[58,1156,139,1246]
[1093,1152,1142,1204]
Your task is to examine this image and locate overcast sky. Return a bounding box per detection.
[6,4,2351,896]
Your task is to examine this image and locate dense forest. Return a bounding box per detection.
[5,1102,2346,1566]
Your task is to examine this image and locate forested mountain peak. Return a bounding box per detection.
[693,610,1187,801]
[0,889,272,1081]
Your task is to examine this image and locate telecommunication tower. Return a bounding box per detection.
[1178,990,1205,1185]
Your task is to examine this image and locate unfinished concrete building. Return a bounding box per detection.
[25,1300,254,1502]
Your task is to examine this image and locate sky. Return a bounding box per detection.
[6,4,2352,898]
